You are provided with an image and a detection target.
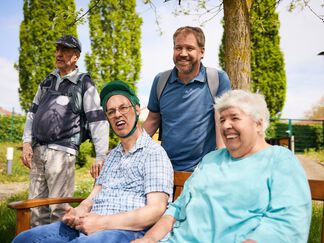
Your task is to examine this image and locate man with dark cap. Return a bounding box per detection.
[21,34,109,227]
[13,80,174,243]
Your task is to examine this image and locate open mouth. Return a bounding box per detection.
[116,120,126,129]
[224,131,239,140]
[226,134,238,140]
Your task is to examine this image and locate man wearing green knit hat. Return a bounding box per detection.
[13,80,174,242]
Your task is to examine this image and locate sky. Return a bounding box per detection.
[0,0,323,119]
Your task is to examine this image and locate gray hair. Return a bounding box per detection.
[215,90,270,133]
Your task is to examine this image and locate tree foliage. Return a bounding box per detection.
[85,0,142,148]
[85,0,142,92]
[17,0,78,112]
[305,96,324,119]
[250,0,286,117]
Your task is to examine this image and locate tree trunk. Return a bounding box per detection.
[223,0,252,90]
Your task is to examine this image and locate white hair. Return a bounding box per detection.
[215,90,270,133]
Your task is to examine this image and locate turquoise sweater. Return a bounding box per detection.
[163,146,312,243]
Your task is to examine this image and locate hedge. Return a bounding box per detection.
[0,115,25,143]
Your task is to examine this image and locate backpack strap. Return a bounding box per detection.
[77,73,89,95]
[157,69,172,101]
[70,72,91,145]
[157,68,220,101]
[205,67,219,102]
[39,74,57,101]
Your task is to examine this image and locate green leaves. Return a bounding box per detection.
[85,0,142,148]
[251,0,286,117]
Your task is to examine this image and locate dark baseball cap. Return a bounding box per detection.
[56,35,82,52]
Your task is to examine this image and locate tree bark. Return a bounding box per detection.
[223,0,252,90]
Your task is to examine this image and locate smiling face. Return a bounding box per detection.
[173,32,204,81]
[55,44,79,76]
[106,94,139,138]
[219,107,264,158]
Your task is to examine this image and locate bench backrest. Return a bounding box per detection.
[173,171,192,201]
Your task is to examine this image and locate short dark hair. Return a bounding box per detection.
[173,26,205,48]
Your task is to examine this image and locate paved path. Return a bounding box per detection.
[297,154,324,180]
[0,155,323,201]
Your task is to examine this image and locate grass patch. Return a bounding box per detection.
[0,191,28,243]
[305,148,324,165]
[308,201,323,243]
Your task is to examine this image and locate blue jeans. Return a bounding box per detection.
[12,222,145,243]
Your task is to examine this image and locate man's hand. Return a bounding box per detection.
[62,206,80,228]
[62,199,93,229]
[22,142,33,169]
[90,160,104,178]
[74,213,104,235]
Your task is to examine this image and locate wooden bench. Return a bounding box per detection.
[8,171,192,236]
[9,175,324,243]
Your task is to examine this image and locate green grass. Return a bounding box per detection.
[308,201,323,243]
[0,191,28,243]
[305,148,324,166]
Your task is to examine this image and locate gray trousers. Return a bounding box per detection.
[29,145,76,227]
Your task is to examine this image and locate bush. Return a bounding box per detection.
[0,115,25,143]
[76,140,95,168]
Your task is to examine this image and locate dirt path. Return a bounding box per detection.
[0,182,28,201]
[0,155,323,201]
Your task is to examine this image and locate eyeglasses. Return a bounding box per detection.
[106,105,132,118]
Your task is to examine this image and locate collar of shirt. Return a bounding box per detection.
[51,68,80,85]
[169,63,206,85]
[115,129,151,156]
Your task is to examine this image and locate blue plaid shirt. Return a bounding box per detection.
[91,130,173,215]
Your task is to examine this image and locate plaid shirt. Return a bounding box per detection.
[91,130,173,215]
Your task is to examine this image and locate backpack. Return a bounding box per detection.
[156,67,220,140]
[156,67,219,101]
[39,73,91,145]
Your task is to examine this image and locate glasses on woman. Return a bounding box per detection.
[106,105,132,118]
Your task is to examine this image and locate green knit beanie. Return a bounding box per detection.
[100,80,140,138]
[100,80,140,112]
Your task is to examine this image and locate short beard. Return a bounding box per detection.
[175,58,197,75]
